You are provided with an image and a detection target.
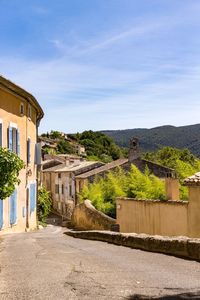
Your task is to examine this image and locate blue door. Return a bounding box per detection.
[10,190,17,225]
[30,183,36,214]
[0,200,3,229]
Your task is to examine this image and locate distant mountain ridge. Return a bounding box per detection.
[102,124,200,157]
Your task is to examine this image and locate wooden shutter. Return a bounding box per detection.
[17,129,20,156]
[30,183,36,214]
[8,126,13,150]
[35,143,41,165]
[10,190,17,225]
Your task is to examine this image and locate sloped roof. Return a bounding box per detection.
[0,75,44,120]
[184,172,200,186]
[43,160,100,173]
[76,158,128,179]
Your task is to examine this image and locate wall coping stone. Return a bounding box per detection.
[117,197,189,205]
[65,230,200,261]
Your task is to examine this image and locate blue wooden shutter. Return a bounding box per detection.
[8,126,13,150]
[0,123,2,147]
[27,138,31,163]
[30,183,36,214]
[0,200,3,229]
[10,190,17,225]
[17,129,20,156]
[35,143,41,165]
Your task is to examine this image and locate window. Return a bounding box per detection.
[55,184,59,194]
[20,103,24,115]
[27,138,31,163]
[62,184,64,194]
[8,126,20,155]
[69,185,72,197]
[58,173,61,179]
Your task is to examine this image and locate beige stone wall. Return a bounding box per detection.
[117,198,188,237]
[72,200,116,231]
[188,186,200,238]
[0,87,38,234]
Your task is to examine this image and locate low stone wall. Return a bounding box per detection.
[71,200,116,230]
[65,230,200,261]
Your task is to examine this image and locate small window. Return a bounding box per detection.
[62,184,64,194]
[58,173,61,179]
[55,184,59,194]
[20,103,24,115]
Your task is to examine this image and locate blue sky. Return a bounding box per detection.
[0,0,200,133]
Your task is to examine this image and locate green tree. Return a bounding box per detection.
[57,140,75,154]
[37,187,52,223]
[79,166,165,217]
[0,148,25,200]
[143,146,200,199]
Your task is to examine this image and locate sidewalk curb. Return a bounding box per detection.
[64,230,200,261]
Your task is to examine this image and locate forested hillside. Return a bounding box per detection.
[41,130,124,163]
[102,124,200,157]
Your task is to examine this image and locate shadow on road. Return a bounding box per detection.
[46,213,63,226]
[127,291,200,299]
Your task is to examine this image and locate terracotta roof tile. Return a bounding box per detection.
[184,172,200,186]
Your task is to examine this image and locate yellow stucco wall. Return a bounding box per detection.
[117,198,189,237]
[188,186,200,238]
[0,85,40,234]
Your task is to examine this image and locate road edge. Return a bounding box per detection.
[64,230,200,261]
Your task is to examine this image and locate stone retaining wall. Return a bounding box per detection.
[65,230,200,261]
[71,200,116,231]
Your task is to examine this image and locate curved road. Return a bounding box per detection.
[0,225,200,299]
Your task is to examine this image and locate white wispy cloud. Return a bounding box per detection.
[1,53,199,133]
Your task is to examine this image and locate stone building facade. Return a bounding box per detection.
[0,75,43,233]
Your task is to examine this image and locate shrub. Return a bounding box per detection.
[37,187,52,223]
[0,148,25,200]
[79,165,165,218]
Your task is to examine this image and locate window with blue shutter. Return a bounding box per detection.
[27,138,31,164]
[30,183,36,214]
[10,190,17,225]
[35,143,41,165]
[8,126,13,151]
[7,126,20,155]
[0,200,3,229]
[17,129,20,156]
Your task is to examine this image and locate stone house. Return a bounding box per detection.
[76,138,176,198]
[41,159,104,219]
[0,75,44,233]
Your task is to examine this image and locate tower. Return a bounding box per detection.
[128,137,140,161]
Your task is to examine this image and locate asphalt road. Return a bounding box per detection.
[0,225,200,300]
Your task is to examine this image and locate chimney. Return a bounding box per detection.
[128,138,140,162]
